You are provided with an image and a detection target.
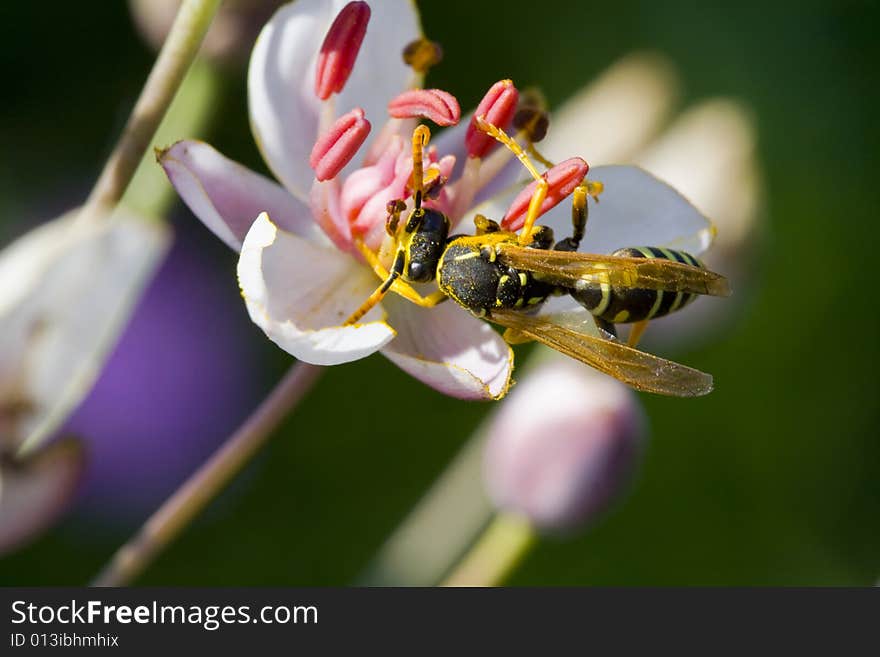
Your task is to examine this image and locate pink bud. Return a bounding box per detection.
[501,157,589,231]
[309,107,371,181]
[314,1,371,100]
[387,89,461,127]
[483,357,645,532]
[465,79,519,158]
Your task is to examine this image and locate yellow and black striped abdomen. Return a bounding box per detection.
[570,246,705,324]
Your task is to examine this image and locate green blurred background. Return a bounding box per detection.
[1,0,878,585]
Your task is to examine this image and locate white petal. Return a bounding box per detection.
[381,296,513,400]
[1,208,169,455]
[540,165,715,256]
[248,0,422,200]
[159,140,324,251]
[633,100,760,347]
[636,99,759,255]
[0,439,84,555]
[543,52,679,165]
[238,213,395,365]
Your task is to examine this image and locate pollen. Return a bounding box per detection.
[402,38,444,73]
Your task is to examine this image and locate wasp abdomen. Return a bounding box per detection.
[570,246,704,324]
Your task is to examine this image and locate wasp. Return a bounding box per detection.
[344,121,730,397]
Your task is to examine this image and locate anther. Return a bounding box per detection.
[513,88,550,142]
[402,38,444,73]
[466,79,519,158]
[309,107,371,181]
[385,199,406,236]
[585,180,604,201]
[422,168,447,199]
[314,1,371,100]
[501,157,589,231]
[387,89,461,126]
[474,214,501,234]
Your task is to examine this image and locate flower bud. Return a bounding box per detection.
[309,107,371,181]
[466,80,519,158]
[314,1,371,100]
[501,157,589,231]
[483,356,645,532]
[387,89,461,127]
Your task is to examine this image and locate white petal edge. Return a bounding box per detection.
[540,164,716,256]
[248,0,422,201]
[0,439,84,556]
[632,100,760,348]
[636,99,760,254]
[238,213,395,365]
[1,208,170,456]
[159,140,325,251]
[381,296,513,400]
[543,52,680,165]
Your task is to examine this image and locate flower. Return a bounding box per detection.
[160,0,716,401]
[484,354,645,532]
[358,52,759,585]
[0,206,169,553]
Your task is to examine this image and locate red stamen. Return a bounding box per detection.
[387,89,461,127]
[314,1,371,101]
[309,108,371,181]
[466,79,519,158]
[501,158,589,231]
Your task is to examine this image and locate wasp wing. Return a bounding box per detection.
[491,308,713,397]
[495,244,730,297]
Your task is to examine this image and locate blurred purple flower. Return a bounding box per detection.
[62,226,264,519]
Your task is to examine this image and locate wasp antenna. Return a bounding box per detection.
[411,124,431,210]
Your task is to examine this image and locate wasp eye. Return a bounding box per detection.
[407,261,427,282]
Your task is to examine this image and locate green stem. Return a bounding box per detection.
[91,362,324,587]
[79,0,222,224]
[123,59,221,219]
[440,512,537,587]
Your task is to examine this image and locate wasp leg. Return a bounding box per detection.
[594,317,618,340]
[346,259,446,326]
[345,251,405,325]
[474,117,548,246]
[526,142,555,169]
[396,287,447,308]
[627,319,650,347]
[553,184,588,252]
[345,250,446,324]
[352,238,447,310]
